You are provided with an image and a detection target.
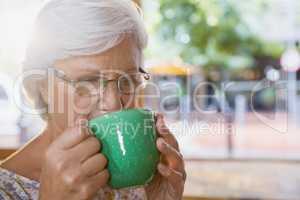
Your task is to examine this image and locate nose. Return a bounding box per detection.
[98,81,123,112]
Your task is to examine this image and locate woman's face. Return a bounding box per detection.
[42,37,145,134]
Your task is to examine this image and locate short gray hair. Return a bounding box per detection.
[22,0,148,119]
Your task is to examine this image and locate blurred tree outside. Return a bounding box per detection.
[144,0,285,76]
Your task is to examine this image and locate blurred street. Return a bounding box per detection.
[168,112,300,159]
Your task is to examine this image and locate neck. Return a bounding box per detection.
[0,122,58,181]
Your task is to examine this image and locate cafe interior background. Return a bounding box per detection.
[0,0,300,199]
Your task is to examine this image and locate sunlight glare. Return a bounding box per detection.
[0,8,38,64]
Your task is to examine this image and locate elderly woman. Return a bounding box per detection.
[0,0,185,200]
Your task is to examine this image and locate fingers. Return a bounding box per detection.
[79,170,110,200]
[157,137,184,172]
[71,137,101,162]
[84,170,110,194]
[55,117,90,150]
[157,163,185,185]
[155,113,179,150]
[155,113,185,177]
[81,154,107,177]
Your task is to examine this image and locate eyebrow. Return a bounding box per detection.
[85,67,147,76]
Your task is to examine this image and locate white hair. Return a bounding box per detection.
[23,0,147,69]
[22,0,148,117]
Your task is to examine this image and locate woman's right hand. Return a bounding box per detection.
[39,117,109,200]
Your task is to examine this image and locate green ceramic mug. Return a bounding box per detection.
[88,108,160,189]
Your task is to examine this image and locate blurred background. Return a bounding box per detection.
[0,0,300,199]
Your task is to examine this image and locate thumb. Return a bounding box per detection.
[75,114,89,129]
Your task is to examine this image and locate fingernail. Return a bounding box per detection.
[87,127,94,136]
[159,124,168,133]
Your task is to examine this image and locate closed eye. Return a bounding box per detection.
[77,76,100,82]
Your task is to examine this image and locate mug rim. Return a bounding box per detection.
[89,108,152,122]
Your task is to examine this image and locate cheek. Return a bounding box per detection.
[45,82,71,131]
[47,81,69,114]
[72,95,99,115]
[50,82,93,114]
[48,82,82,119]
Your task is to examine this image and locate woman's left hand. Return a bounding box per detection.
[145,113,186,200]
